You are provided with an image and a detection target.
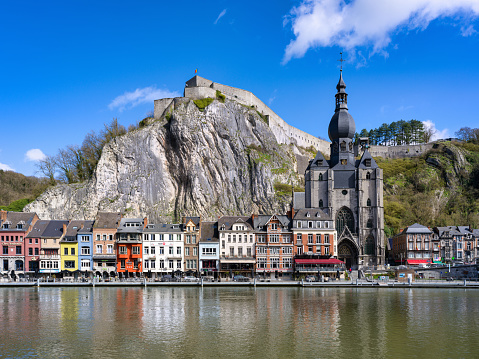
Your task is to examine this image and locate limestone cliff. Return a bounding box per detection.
[25,98,311,221]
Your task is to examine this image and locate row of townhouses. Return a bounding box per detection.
[391,223,479,265]
[0,209,342,280]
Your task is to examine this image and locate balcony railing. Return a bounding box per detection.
[39,255,60,260]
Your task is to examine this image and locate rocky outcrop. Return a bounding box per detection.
[25,98,309,221]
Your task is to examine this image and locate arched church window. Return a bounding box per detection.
[366,172,371,180]
[336,207,355,235]
[318,173,323,181]
[319,199,323,207]
[349,142,353,151]
[365,236,375,255]
[340,141,346,151]
[367,219,373,228]
[367,198,371,207]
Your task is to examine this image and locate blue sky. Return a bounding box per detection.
[1,0,479,176]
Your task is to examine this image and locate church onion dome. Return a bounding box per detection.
[328,71,356,141]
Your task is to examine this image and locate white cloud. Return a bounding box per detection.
[423,120,450,141]
[214,9,227,25]
[0,162,15,171]
[109,86,180,112]
[25,148,46,162]
[283,0,479,64]
[461,24,477,36]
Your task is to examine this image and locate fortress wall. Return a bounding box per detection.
[368,143,434,159]
[183,87,217,101]
[154,98,175,119]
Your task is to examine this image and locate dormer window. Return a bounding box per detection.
[16,223,24,229]
[365,159,371,167]
[306,212,310,218]
[221,224,225,230]
[316,159,323,166]
[3,223,10,229]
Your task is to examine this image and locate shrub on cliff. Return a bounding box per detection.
[193,98,214,111]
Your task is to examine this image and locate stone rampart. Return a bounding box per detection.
[154,98,175,119]
[368,143,434,159]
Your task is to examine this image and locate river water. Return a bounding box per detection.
[1,287,478,358]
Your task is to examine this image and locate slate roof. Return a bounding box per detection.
[183,216,201,227]
[143,223,183,233]
[358,149,379,169]
[253,214,291,231]
[293,208,331,221]
[0,211,37,231]
[65,220,88,238]
[293,192,306,209]
[200,221,218,242]
[307,151,329,170]
[403,223,432,234]
[41,220,70,238]
[93,212,122,229]
[25,220,50,238]
[117,218,144,233]
[78,220,94,234]
[435,226,461,237]
[217,216,253,231]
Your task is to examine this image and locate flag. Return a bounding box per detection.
[195,69,198,74]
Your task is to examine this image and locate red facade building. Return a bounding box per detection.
[116,218,145,277]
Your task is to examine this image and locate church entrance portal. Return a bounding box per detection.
[338,239,359,270]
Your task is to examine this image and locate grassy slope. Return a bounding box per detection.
[0,170,49,211]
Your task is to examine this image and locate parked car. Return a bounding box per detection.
[233,275,250,282]
[183,276,198,282]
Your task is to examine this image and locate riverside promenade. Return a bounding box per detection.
[1,278,479,289]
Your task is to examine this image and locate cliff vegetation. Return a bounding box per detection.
[377,140,479,237]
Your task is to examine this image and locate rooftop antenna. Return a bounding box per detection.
[338,52,345,71]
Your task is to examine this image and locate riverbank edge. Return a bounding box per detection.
[1,281,478,289]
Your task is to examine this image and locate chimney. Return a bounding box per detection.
[63,223,67,234]
[0,210,7,222]
[143,217,148,228]
[182,216,186,224]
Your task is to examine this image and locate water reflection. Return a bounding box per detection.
[0,287,478,358]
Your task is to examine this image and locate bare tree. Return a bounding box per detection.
[423,126,436,143]
[36,156,57,185]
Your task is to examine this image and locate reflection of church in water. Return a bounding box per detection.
[294,70,385,269]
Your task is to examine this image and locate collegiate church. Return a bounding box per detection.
[294,70,385,269]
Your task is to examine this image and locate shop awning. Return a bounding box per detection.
[294,258,344,265]
[406,259,432,265]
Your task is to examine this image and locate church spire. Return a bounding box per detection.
[335,69,348,111]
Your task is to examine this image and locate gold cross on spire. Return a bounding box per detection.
[338,52,345,71]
